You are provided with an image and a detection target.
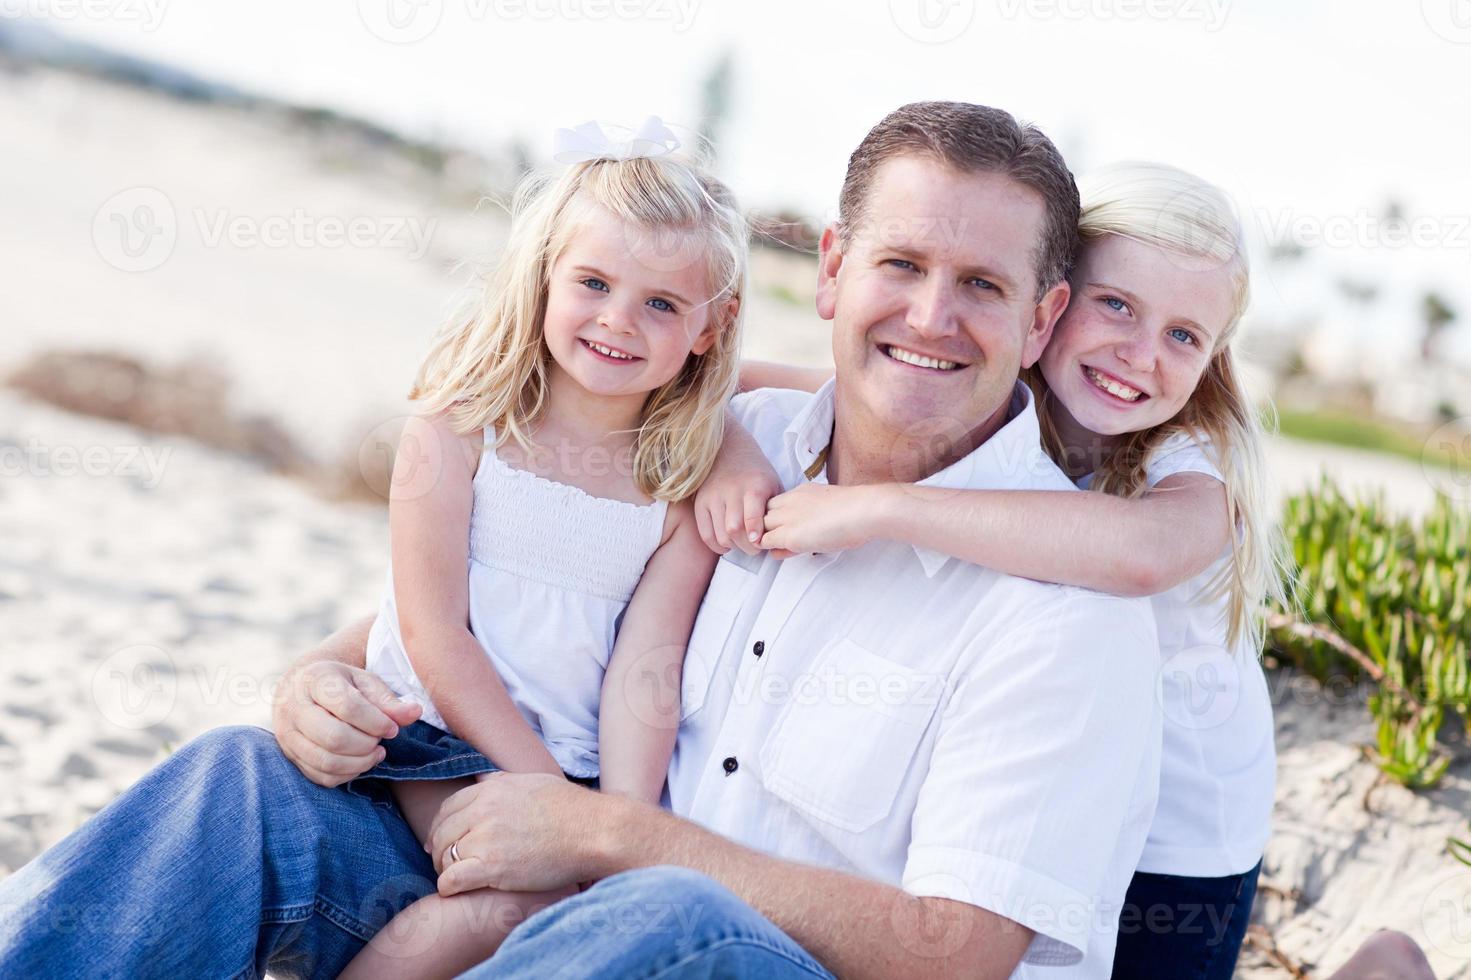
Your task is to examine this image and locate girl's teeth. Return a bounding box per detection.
[1086,367,1143,402]
[587,341,635,360]
[885,346,959,371]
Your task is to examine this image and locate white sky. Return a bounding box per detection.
[29,0,1471,361]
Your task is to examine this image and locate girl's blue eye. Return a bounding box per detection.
[647,297,675,313]
[1169,327,1198,346]
[581,277,609,292]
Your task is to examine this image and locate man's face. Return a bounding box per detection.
[817,155,1069,473]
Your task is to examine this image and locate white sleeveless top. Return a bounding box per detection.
[1079,431,1275,876]
[365,427,670,777]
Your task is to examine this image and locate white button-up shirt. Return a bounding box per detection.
[667,380,1162,977]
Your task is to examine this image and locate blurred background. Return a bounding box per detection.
[2,1,1469,976]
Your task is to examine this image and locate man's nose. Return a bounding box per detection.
[905,277,958,340]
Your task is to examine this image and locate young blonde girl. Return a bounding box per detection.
[338,126,746,978]
[702,162,1293,980]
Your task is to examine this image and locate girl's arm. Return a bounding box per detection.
[389,413,564,777]
[598,501,718,804]
[761,474,1230,597]
[738,359,832,394]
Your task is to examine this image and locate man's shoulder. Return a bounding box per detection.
[728,386,813,470]
[730,386,811,432]
[969,574,1159,674]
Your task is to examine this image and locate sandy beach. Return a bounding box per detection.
[3,60,1469,977]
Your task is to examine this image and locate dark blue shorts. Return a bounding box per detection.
[343,720,596,809]
[1112,859,1262,980]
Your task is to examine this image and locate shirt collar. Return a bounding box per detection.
[782,378,1056,578]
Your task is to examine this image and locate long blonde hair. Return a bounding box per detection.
[409,154,747,501]
[1031,161,1294,654]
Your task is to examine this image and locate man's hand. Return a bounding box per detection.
[426,772,606,896]
[272,660,422,787]
[760,483,892,559]
[694,412,783,556]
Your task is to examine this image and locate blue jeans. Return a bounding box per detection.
[0,726,829,979]
[0,725,437,979]
[1111,859,1262,980]
[463,866,834,979]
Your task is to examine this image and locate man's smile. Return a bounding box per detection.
[878,343,969,373]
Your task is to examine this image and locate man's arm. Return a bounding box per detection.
[589,797,1033,980]
[426,780,1032,980]
[271,614,422,787]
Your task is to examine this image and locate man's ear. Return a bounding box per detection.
[1022,279,1071,369]
[690,295,739,356]
[814,224,844,322]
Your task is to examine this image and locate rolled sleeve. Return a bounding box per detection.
[903,590,1162,965]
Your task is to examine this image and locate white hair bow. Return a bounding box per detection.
[551,116,681,164]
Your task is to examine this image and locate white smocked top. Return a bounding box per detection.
[366,427,669,777]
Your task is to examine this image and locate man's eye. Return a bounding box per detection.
[968,277,997,291]
[648,297,676,313]
[1103,296,1128,313]
[885,259,916,271]
[580,277,609,292]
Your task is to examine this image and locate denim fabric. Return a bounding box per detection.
[461,865,835,979]
[1112,859,1262,980]
[344,719,502,808]
[0,725,436,979]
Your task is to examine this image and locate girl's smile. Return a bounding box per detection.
[1039,233,1234,442]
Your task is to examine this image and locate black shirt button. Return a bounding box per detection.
[752,641,765,658]
[722,756,739,774]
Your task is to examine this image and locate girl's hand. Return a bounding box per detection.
[760,483,893,558]
[694,418,783,556]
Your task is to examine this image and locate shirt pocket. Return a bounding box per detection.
[680,554,758,721]
[759,638,941,835]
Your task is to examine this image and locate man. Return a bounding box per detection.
[0,102,1160,979]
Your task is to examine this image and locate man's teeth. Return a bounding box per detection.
[884,346,960,371]
[587,341,636,361]
[1085,367,1144,402]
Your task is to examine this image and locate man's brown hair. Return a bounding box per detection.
[837,101,1080,299]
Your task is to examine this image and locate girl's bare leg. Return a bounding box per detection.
[339,777,574,979]
[338,883,575,980]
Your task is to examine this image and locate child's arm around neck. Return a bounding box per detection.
[763,474,1230,598]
